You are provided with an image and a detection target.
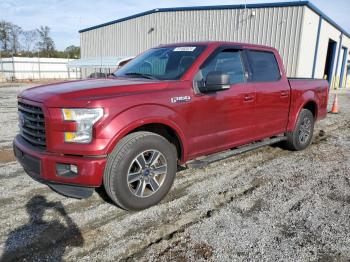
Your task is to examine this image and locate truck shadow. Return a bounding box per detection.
[0,195,84,262]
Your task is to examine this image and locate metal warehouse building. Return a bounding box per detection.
[79,1,350,88]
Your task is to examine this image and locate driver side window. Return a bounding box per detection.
[201,50,246,84]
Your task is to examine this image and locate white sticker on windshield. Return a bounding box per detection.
[173,47,196,52]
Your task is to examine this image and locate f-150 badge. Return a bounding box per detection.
[171,96,191,103]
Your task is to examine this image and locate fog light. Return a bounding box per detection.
[56,163,78,178]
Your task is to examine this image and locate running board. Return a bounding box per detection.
[186,136,286,169]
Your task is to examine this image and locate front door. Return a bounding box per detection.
[188,48,256,158]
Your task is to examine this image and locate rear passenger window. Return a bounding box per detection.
[247,51,281,82]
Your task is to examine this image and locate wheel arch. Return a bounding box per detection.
[302,100,318,119]
[131,123,184,162]
[287,96,318,132]
[106,119,187,163]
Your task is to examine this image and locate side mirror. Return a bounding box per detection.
[201,71,230,93]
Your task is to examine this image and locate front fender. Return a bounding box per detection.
[100,104,188,161]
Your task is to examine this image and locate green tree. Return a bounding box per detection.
[65,45,80,58]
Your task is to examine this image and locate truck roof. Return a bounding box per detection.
[159,41,277,52]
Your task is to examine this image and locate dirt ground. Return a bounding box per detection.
[0,84,349,261]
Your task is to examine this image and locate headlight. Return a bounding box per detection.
[62,108,103,143]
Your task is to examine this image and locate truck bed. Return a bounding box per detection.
[288,77,329,124]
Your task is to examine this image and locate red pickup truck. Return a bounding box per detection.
[14,42,328,210]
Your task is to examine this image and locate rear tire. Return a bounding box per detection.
[103,131,177,211]
[285,109,314,151]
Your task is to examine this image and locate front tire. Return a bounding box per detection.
[103,131,177,211]
[285,109,315,151]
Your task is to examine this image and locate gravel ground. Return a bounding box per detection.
[0,84,349,261]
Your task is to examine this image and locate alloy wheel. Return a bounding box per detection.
[127,150,167,198]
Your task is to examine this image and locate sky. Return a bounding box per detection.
[1,0,349,51]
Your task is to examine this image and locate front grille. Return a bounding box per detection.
[18,101,46,147]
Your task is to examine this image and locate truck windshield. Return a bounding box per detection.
[114,45,206,80]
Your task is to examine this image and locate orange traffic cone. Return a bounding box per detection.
[329,94,339,114]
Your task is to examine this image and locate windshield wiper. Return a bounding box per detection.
[124,72,158,80]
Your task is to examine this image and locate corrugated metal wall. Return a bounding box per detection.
[80,6,304,77]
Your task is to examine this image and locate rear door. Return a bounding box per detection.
[244,50,290,139]
[188,48,256,157]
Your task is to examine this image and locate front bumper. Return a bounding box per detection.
[13,135,107,198]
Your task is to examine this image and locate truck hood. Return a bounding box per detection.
[19,77,170,107]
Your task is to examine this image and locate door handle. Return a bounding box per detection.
[280,91,289,98]
[244,94,254,102]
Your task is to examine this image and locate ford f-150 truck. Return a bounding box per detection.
[13,42,329,210]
